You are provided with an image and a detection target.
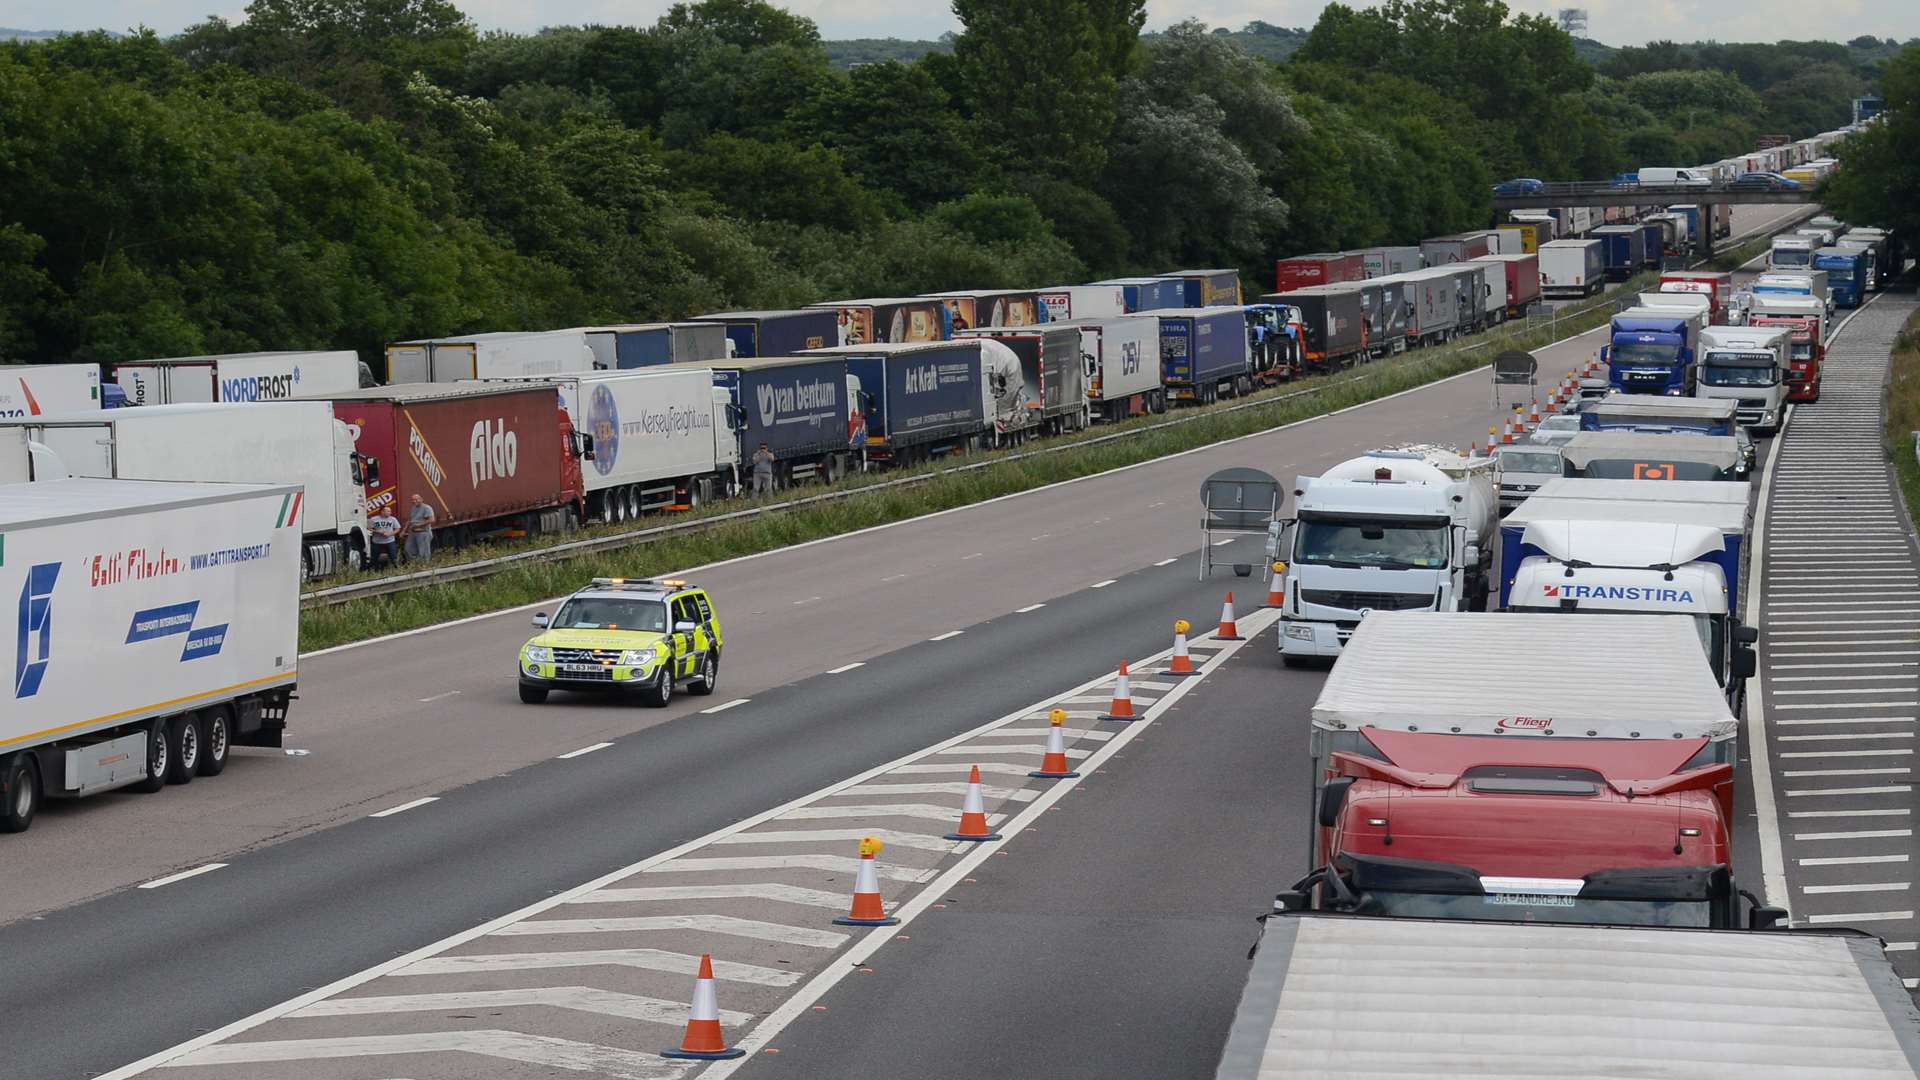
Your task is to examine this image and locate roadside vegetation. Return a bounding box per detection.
[1886,310,1920,530]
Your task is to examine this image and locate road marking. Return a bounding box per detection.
[417,690,461,703]
[557,742,613,759]
[841,780,1041,801]
[826,662,865,675]
[1802,882,1910,895]
[1782,749,1915,758]
[888,761,1037,778]
[709,828,965,853]
[1091,579,1117,589]
[1776,717,1914,727]
[138,864,227,890]
[962,552,983,560]
[643,854,936,883]
[1154,557,1179,567]
[929,630,964,641]
[1786,808,1912,818]
[932,743,1092,757]
[1783,768,1911,778]
[1014,603,1045,613]
[1211,538,1236,547]
[701,698,749,714]
[1800,855,1911,867]
[1784,785,1913,797]
[1030,533,1051,541]
[881,573,907,583]
[292,986,750,1027]
[394,947,800,985]
[979,726,1114,741]
[792,596,823,606]
[1795,829,1914,841]
[369,797,440,819]
[1803,909,1916,926]
[576,883,851,912]
[161,1031,685,1077]
[495,915,848,948]
[773,803,1009,825]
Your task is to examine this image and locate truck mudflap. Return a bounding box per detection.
[232,689,293,749]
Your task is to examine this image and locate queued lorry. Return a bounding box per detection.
[0,478,304,832]
[476,369,739,521]
[955,325,1090,436]
[1607,299,1709,395]
[808,298,953,345]
[1419,232,1493,265]
[1,402,376,578]
[1068,315,1164,420]
[1659,270,1734,323]
[1560,432,1746,482]
[1157,269,1242,307]
[0,362,102,417]
[1262,286,1364,372]
[1358,245,1422,277]
[1837,228,1895,291]
[1470,253,1542,319]
[1752,270,1833,319]
[115,350,365,405]
[1697,326,1790,432]
[387,332,595,384]
[1090,277,1186,313]
[1150,308,1251,404]
[1815,246,1870,307]
[1581,393,1739,437]
[1273,253,1365,293]
[1538,238,1606,298]
[1769,232,1817,270]
[808,341,1010,463]
[1220,916,1918,1077]
[692,309,839,358]
[1747,293,1826,403]
[1035,284,1126,323]
[576,323,727,369]
[653,356,864,483]
[1588,224,1645,279]
[0,425,69,483]
[1268,447,1497,664]
[928,290,1048,331]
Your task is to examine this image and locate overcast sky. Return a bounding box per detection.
[11,0,1920,48]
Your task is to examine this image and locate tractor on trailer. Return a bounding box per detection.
[0,479,303,832]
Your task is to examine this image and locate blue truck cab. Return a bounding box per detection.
[1607,314,1700,395]
[1814,247,1869,308]
[1577,394,1739,437]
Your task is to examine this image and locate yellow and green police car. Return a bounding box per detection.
[518,578,723,706]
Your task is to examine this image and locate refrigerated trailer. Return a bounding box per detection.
[692,309,840,359]
[0,363,102,417]
[1,403,375,578]
[576,323,728,369]
[954,325,1089,435]
[115,351,363,406]
[1036,285,1127,323]
[807,341,997,463]
[652,356,864,484]
[1539,239,1606,298]
[385,333,595,384]
[0,479,302,832]
[1091,277,1187,313]
[1064,315,1163,421]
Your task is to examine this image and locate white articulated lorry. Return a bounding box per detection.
[477,369,740,522]
[1,403,376,577]
[0,427,72,484]
[0,478,303,832]
[386,331,596,384]
[114,350,364,406]
[1268,446,1496,664]
[0,363,102,417]
[1697,326,1790,433]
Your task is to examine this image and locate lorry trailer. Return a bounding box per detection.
[0,479,303,832]
[1035,285,1126,323]
[386,333,596,385]
[1090,277,1187,313]
[652,356,864,483]
[115,350,364,405]
[1589,224,1645,279]
[1580,393,1739,436]
[807,341,999,462]
[1063,315,1163,420]
[1149,308,1251,404]
[1746,294,1825,403]
[1469,254,1542,318]
[576,323,727,369]
[1273,253,1365,293]
[691,309,839,359]
[1815,246,1870,308]
[808,298,953,345]
[1357,245,1422,277]
[954,325,1090,435]
[1261,287,1364,372]
[1659,270,1733,323]
[1769,233,1816,270]
[0,362,102,418]
[1560,431,1745,482]
[928,290,1048,331]
[1538,239,1606,298]
[1157,269,1243,307]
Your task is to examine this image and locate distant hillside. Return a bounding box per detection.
[1571,36,1615,65]
[1,28,64,41]
[824,37,950,68]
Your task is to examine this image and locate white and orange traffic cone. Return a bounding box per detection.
[945,765,1003,841]
[1528,401,1542,426]
[1544,391,1558,414]
[661,954,746,1061]
[1167,619,1197,677]
[1101,662,1137,722]
[1030,708,1081,779]
[1217,591,1243,641]
[1266,562,1287,608]
[1499,418,1514,444]
[1484,426,1497,456]
[833,836,901,926]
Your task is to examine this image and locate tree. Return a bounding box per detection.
[1823,45,1920,239]
[788,60,985,210]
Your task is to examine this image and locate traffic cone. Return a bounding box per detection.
[1265,562,1286,608]
[1217,591,1243,641]
[1528,401,1541,425]
[1101,662,1138,722]
[1500,418,1514,444]
[1545,391,1558,414]
[945,765,1003,841]
[1484,426,1497,456]
[833,836,901,926]
[1030,708,1080,779]
[1167,619,1197,676]
[661,954,746,1060]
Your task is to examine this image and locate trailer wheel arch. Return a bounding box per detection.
[132,717,168,794]
[0,753,39,833]
[197,707,232,777]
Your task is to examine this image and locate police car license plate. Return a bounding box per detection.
[560,663,604,674]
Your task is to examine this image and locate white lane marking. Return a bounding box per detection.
[1775,702,1920,710]
[1090,579,1118,589]
[962,552,983,560]
[1795,829,1915,841]
[792,596,823,606]
[1211,538,1236,547]
[774,803,1008,824]
[292,986,750,1027]
[701,698,749,714]
[495,915,848,948]
[929,630,964,641]
[887,762,1036,778]
[1782,768,1911,778]
[881,573,908,583]
[841,780,1041,801]
[1784,785,1913,797]
[1775,651,1920,658]
[417,690,461,703]
[1776,717,1914,727]
[574,884,849,912]
[1030,533,1051,541]
[369,797,440,819]
[1800,855,1911,868]
[1802,882,1910,895]
[392,948,799,986]
[644,854,935,883]
[979,726,1114,741]
[1786,809,1912,818]
[826,662,865,675]
[161,1031,684,1077]
[1773,663,1920,670]
[710,828,963,854]
[1889,942,1919,952]
[1130,680,1178,690]
[1782,749,1915,758]
[1014,603,1046,613]
[931,744,1092,757]
[557,742,613,759]
[138,864,227,890]
[1154,557,1179,567]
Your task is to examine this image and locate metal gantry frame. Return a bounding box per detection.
[1200,467,1282,581]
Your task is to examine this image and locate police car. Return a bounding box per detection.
[518,578,723,706]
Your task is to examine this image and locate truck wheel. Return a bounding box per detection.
[133,717,168,794]
[165,713,199,785]
[689,651,719,696]
[1,755,38,833]
[640,666,674,708]
[197,709,231,777]
[518,682,549,704]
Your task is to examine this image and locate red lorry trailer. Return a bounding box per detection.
[320,383,585,547]
[1659,270,1734,324]
[1470,253,1542,318]
[1302,612,1763,928]
[1749,295,1825,402]
[1273,252,1365,294]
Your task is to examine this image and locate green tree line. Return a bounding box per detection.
[0,0,1899,368]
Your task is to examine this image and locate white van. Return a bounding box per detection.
[1638,167,1713,188]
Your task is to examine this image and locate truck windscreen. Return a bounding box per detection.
[1611,341,1681,366]
[1770,249,1811,267]
[1823,267,1854,282]
[1295,516,1448,570]
[1701,354,1779,386]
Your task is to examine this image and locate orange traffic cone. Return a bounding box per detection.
[945,765,1002,841]
[661,954,745,1060]
[1101,662,1138,722]
[1484,426,1497,456]
[1528,401,1542,425]
[1266,562,1287,608]
[833,836,901,926]
[1544,392,1558,414]
[1167,619,1197,677]
[1030,708,1080,779]
[1500,418,1514,444]
[1217,591,1243,641]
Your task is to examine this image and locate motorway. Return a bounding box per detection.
[0,203,1816,1080]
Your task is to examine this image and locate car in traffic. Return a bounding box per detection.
[1731,172,1801,191]
[518,578,723,706]
[1529,413,1582,446]
[1492,444,1565,514]
[1492,178,1546,196]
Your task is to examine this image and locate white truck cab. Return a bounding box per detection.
[1697,326,1789,433]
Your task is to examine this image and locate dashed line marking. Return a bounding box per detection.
[557,742,613,760]
[929,630,964,641]
[1014,603,1045,613]
[417,690,461,703]
[1154,557,1179,567]
[701,698,749,714]
[826,662,865,675]
[139,864,227,890]
[1091,579,1117,589]
[369,797,439,819]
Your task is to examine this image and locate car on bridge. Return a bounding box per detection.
[518,577,723,706]
[1731,171,1801,191]
[1491,177,1545,196]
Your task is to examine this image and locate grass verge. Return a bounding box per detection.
[302,279,1651,651]
[1885,310,1920,529]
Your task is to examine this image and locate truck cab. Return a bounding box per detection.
[1270,448,1495,661]
[1579,393,1738,437]
[1748,294,1825,402]
[1697,326,1790,433]
[1607,300,1707,395]
[1815,246,1869,308]
[1768,234,1815,271]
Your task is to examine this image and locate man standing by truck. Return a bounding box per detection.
[405,493,435,563]
[751,442,776,495]
[369,504,401,568]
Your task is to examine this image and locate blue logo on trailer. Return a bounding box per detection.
[125,600,228,661]
[587,383,619,476]
[14,562,59,698]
